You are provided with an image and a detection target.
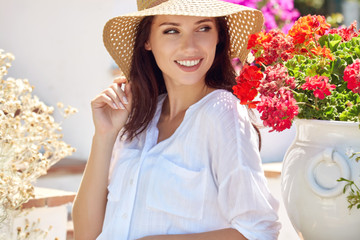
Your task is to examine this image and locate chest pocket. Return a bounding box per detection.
[146,156,207,220]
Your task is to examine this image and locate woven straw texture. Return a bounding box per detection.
[103,0,264,79]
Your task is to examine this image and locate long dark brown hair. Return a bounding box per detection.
[124,16,261,147]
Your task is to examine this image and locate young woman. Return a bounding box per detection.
[72,0,281,239]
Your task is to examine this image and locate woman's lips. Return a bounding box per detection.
[175,59,203,72]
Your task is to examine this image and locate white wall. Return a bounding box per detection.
[0,0,137,160]
[260,127,295,163]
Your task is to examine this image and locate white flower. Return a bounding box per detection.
[0,50,77,221]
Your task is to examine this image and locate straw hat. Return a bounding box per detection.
[103,0,264,79]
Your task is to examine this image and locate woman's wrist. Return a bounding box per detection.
[93,130,119,146]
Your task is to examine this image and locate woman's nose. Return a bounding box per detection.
[180,33,197,53]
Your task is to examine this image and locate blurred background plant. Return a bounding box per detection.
[0,49,77,223]
[295,0,345,28]
[223,0,300,32]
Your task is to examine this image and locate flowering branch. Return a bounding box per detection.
[0,50,77,222]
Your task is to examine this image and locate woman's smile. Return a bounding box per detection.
[175,58,203,72]
[145,15,218,86]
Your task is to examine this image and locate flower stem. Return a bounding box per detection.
[296,101,318,110]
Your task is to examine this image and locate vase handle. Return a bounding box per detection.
[306,148,351,198]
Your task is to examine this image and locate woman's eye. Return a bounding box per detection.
[163,29,179,34]
[199,26,211,32]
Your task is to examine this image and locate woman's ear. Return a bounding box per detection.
[144,41,151,51]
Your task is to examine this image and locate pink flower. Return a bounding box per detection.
[344,59,360,94]
[257,88,298,132]
[220,0,259,9]
[301,76,336,99]
[259,63,295,97]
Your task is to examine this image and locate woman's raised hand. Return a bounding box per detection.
[91,77,132,136]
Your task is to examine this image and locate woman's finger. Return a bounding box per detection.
[92,93,119,110]
[111,83,129,105]
[113,76,127,84]
[109,83,127,110]
[102,86,125,110]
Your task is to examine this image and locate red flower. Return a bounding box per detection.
[234,15,360,132]
[259,63,295,97]
[301,75,336,99]
[248,30,294,65]
[288,15,330,45]
[256,88,298,132]
[247,31,272,50]
[328,21,360,42]
[310,46,334,60]
[233,65,263,108]
[344,59,360,94]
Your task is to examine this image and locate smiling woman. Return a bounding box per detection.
[72,0,281,240]
[145,16,218,85]
[144,17,215,86]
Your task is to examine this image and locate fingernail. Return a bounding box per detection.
[113,103,118,109]
[122,96,128,104]
[118,102,125,109]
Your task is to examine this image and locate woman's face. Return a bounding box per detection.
[145,15,218,88]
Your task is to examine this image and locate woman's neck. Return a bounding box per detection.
[156,81,215,144]
[162,82,215,120]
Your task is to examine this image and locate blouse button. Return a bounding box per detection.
[122,213,128,219]
[129,179,134,185]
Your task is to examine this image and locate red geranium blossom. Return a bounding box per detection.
[247,31,271,50]
[344,59,360,94]
[310,46,334,60]
[233,65,263,108]
[248,30,294,65]
[288,15,330,45]
[259,63,296,98]
[301,75,336,99]
[257,88,298,132]
[328,21,360,42]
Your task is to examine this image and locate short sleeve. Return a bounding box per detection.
[205,92,281,240]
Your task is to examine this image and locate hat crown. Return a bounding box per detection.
[137,0,168,10]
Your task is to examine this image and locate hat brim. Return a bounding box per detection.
[103,0,264,79]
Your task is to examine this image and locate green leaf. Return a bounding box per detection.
[319,34,342,51]
[355,47,360,57]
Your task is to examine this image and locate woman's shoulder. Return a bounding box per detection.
[190,89,248,120]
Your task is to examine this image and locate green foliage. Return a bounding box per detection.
[338,152,360,210]
[338,177,360,210]
[284,34,360,122]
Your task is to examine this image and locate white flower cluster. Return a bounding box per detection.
[0,50,77,222]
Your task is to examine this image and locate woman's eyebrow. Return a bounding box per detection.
[159,22,180,27]
[158,18,214,27]
[195,18,214,25]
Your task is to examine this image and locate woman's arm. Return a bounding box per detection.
[138,228,247,240]
[72,78,132,239]
[72,133,117,239]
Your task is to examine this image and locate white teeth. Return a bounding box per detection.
[176,59,201,67]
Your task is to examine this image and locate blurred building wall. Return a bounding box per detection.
[0,0,137,160]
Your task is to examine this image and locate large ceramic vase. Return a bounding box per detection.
[281,119,360,240]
